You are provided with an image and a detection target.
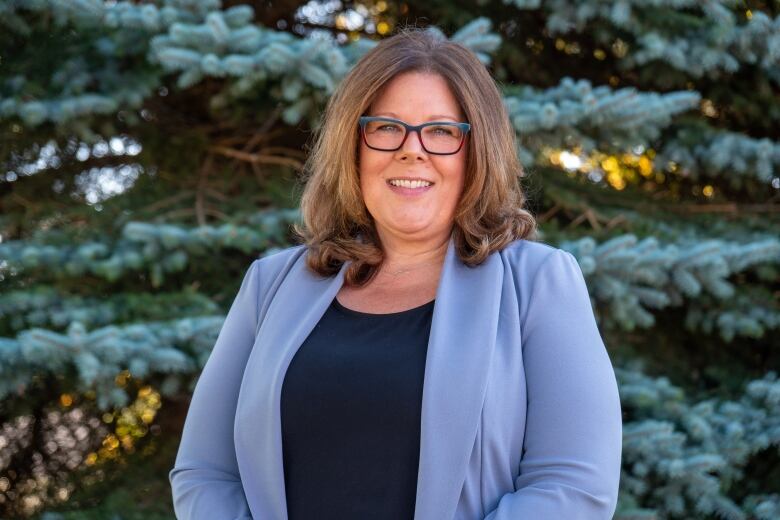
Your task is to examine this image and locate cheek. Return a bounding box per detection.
[439,161,466,197]
[358,149,389,189]
[445,175,465,208]
[440,169,466,216]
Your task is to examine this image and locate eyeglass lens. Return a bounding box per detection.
[363,120,464,154]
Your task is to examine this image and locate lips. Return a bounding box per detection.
[385,177,435,185]
[386,179,434,196]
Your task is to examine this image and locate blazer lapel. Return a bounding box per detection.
[413,238,504,520]
[236,237,503,520]
[236,251,349,520]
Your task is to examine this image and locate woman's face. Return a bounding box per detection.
[358,71,467,247]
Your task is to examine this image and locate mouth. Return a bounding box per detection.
[386,178,434,196]
[386,178,434,189]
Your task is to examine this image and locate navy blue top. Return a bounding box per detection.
[281,295,435,520]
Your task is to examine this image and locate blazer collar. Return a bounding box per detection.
[236,235,504,520]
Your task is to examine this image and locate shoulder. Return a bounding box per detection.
[256,243,308,271]
[499,237,561,258]
[234,244,310,330]
[237,243,308,292]
[250,243,309,289]
[497,237,587,308]
[497,237,575,282]
[497,238,593,328]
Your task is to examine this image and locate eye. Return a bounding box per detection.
[377,124,402,132]
[429,125,457,136]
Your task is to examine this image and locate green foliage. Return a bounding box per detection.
[1,0,778,518]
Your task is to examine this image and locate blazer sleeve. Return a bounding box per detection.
[168,259,261,520]
[483,249,622,520]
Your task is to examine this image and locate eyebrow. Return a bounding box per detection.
[372,111,459,121]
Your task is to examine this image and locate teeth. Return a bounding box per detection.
[389,179,432,188]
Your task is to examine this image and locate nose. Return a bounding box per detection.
[396,129,426,160]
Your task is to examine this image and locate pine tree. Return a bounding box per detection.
[1,1,778,518]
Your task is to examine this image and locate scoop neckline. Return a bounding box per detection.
[332,296,436,317]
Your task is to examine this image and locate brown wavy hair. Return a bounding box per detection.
[293,25,538,286]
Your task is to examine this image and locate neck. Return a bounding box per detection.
[375,228,451,277]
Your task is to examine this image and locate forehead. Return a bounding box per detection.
[370,72,463,120]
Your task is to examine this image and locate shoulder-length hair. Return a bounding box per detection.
[293,25,538,286]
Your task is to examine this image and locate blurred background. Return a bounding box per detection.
[1,0,779,518]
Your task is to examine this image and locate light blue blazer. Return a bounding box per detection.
[169,236,623,519]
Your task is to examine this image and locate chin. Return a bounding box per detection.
[389,221,436,236]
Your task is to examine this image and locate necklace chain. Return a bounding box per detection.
[383,259,441,277]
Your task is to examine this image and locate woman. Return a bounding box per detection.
[169,27,622,520]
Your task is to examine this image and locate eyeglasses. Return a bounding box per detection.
[358,116,471,155]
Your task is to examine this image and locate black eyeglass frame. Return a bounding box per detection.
[358,116,471,155]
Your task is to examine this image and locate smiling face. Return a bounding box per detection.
[358,71,468,248]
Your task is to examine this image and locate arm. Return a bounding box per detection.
[169,259,261,520]
[484,250,622,520]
